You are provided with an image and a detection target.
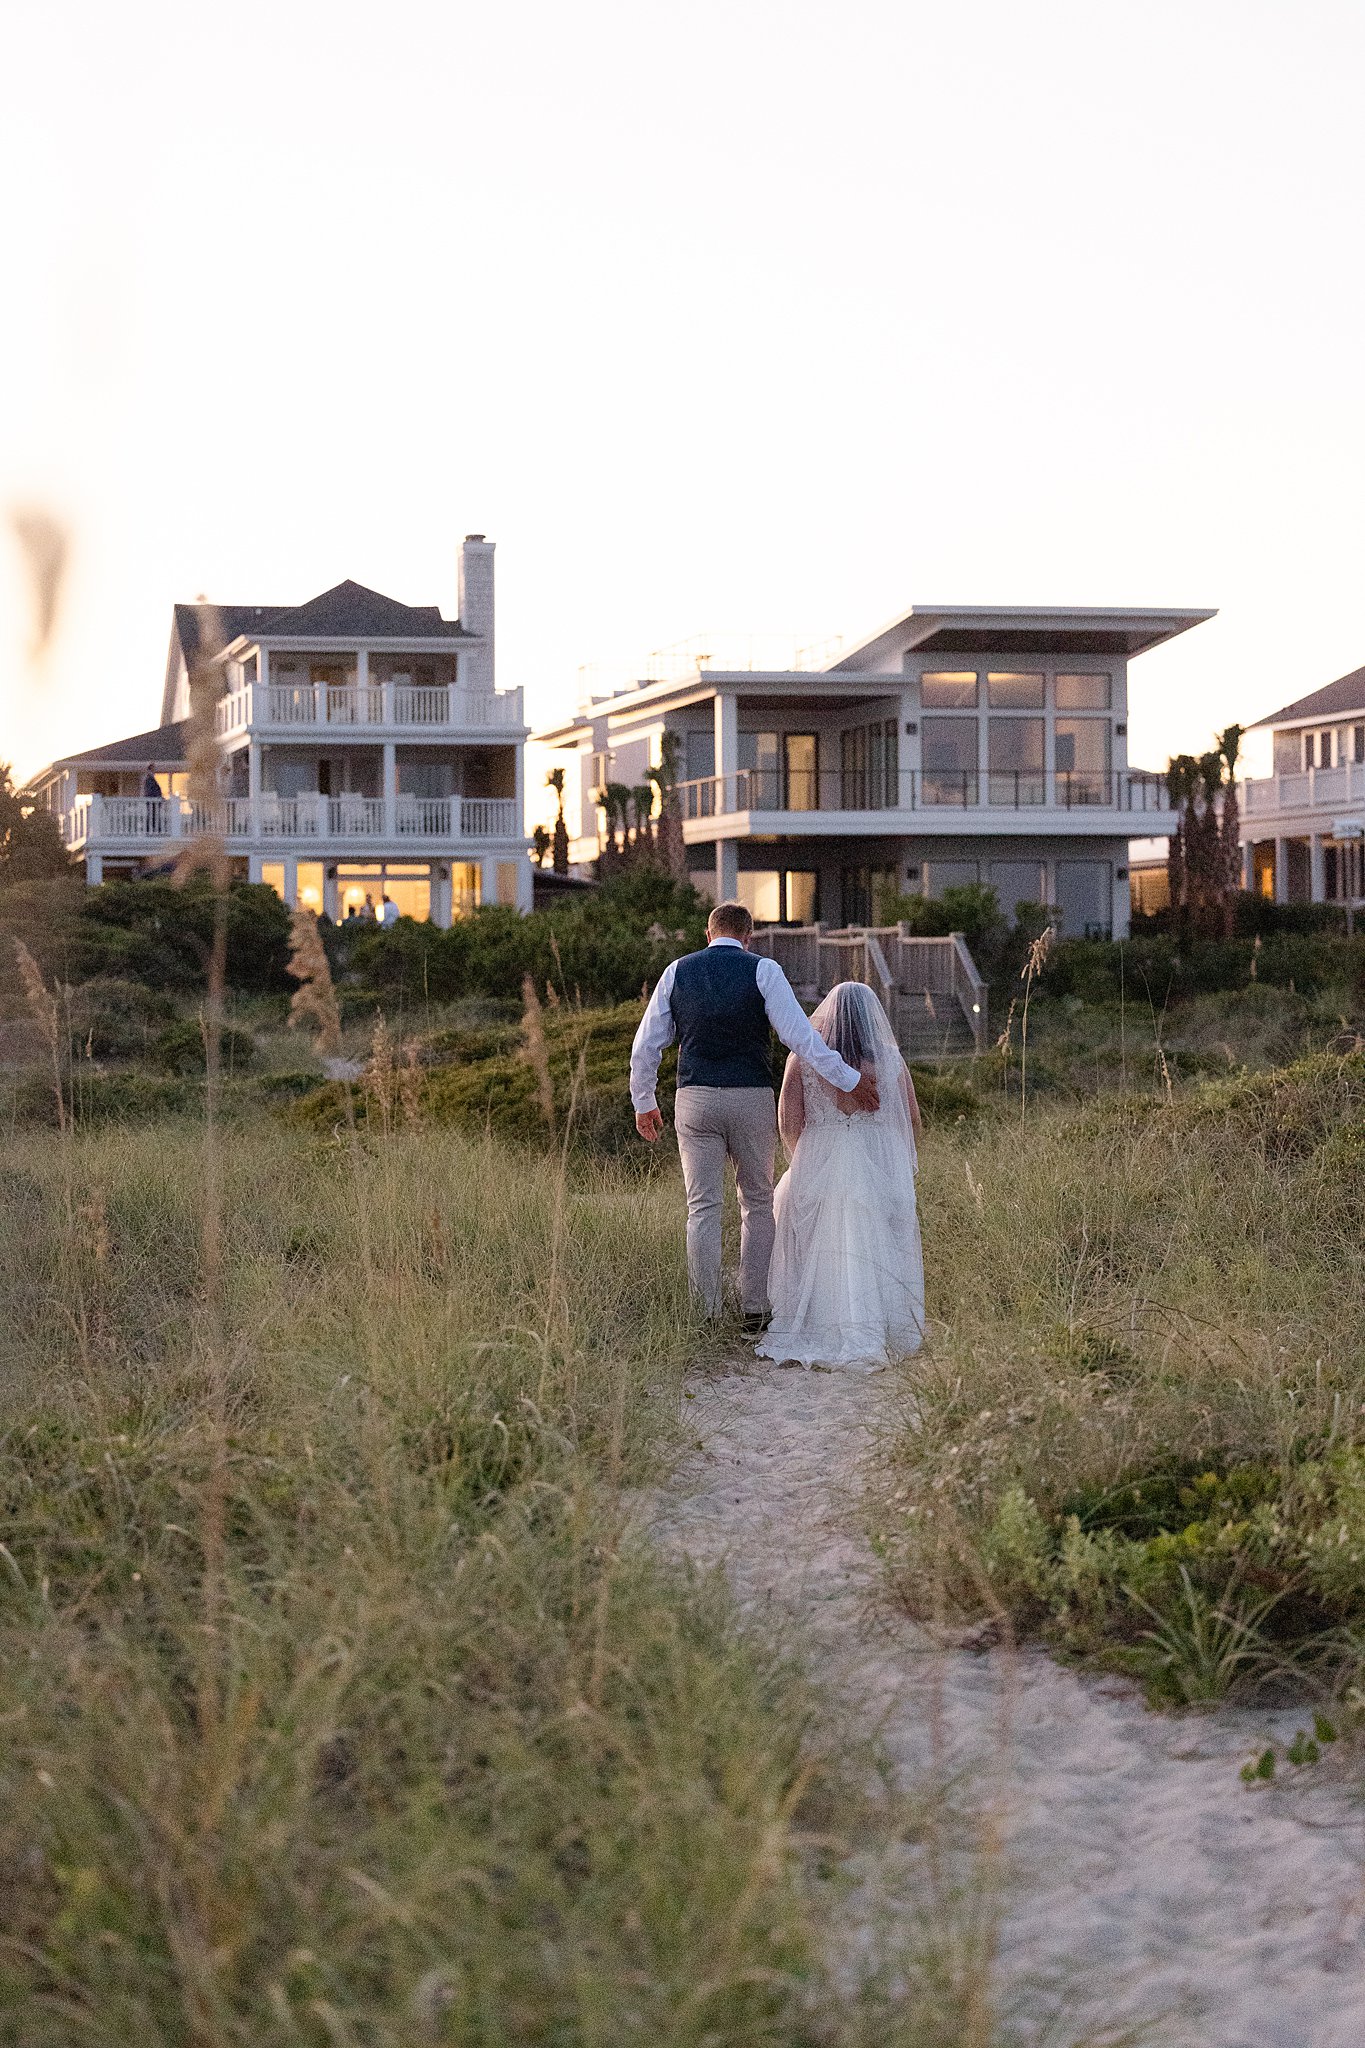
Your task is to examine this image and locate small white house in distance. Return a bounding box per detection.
[1239,666,1365,909]
[26,537,532,924]
[536,603,1215,940]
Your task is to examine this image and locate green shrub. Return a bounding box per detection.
[0,876,293,995]
[67,976,177,1057]
[151,1017,256,1075]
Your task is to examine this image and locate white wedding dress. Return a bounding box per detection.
[756,1042,925,1372]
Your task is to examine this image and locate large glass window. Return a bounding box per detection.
[259,862,286,900]
[739,730,780,805]
[1055,673,1112,710]
[685,731,714,782]
[784,732,818,810]
[924,859,980,897]
[337,862,432,922]
[1054,717,1111,802]
[988,672,1044,708]
[737,871,783,924]
[451,862,481,918]
[922,716,978,804]
[786,871,818,922]
[921,672,978,708]
[296,860,324,914]
[988,717,1045,804]
[988,860,1047,921]
[1054,861,1112,938]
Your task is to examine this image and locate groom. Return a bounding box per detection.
[630,901,878,1329]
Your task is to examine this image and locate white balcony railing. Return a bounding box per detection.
[61,793,522,850]
[1241,763,1365,817]
[213,681,524,733]
[676,767,1173,821]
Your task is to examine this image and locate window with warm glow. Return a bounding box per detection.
[452,862,481,919]
[260,862,286,900]
[297,861,324,913]
[921,672,979,709]
[1055,673,1112,711]
[987,672,1044,709]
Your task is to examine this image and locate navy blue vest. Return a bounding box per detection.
[669,945,772,1090]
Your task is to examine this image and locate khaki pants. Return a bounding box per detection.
[672,1085,777,1317]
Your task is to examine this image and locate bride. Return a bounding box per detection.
[755,980,925,1371]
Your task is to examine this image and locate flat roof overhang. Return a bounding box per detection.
[833,605,1218,671]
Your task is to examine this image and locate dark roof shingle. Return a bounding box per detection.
[48,720,190,769]
[1251,665,1365,728]
[243,580,466,642]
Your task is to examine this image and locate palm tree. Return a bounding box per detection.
[545,766,569,875]
[604,781,632,857]
[1218,724,1244,926]
[652,729,687,880]
[531,824,551,868]
[631,782,656,853]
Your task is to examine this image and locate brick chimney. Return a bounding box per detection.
[458,534,495,691]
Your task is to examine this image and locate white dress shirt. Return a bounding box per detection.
[629,936,862,1113]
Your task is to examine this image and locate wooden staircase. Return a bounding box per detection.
[748,925,988,1061]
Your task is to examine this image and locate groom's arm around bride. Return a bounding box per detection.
[629,904,879,1143]
[626,901,878,1323]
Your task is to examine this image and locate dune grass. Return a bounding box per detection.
[0,1110,904,2046]
[870,1048,1365,1709]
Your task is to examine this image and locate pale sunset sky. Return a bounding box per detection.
[4,0,1365,794]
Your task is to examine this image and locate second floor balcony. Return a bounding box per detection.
[214,679,525,739]
[1241,761,1365,822]
[677,766,1172,825]
[61,792,522,853]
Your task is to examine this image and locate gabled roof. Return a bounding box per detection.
[173,604,277,667]
[36,720,189,775]
[243,580,467,642]
[832,604,1217,671]
[1248,665,1365,730]
[162,581,470,721]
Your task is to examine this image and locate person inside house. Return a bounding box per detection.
[379,891,400,928]
[360,894,377,922]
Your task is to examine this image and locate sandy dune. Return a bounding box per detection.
[648,1360,1365,2046]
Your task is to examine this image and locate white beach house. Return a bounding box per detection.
[536,603,1214,940]
[27,537,532,924]
[1238,666,1365,910]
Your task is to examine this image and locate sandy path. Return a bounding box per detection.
[646,1360,1365,2047]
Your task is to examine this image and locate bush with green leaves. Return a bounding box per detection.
[151,1016,257,1075]
[871,1046,1365,1709]
[0,876,293,995]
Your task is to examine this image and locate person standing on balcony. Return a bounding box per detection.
[142,762,162,832]
[630,900,879,1331]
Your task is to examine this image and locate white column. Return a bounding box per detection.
[1273,836,1289,904]
[898,680,918,809]
[322,864,339,920]
[516,859,533,913]
[1310,833,1325,903]
[247,743,262,845]
[383,741,397,838]
[432,863,451,927]
[282,855,298,907]
[713,689,738,808]
[356,646,371,717]
[86,852,103,885]
[714,836,738,902]
[1242,841,1254,892]
[480,855,499,907]
[247,854,265,883]
[1112,860,1130,941]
